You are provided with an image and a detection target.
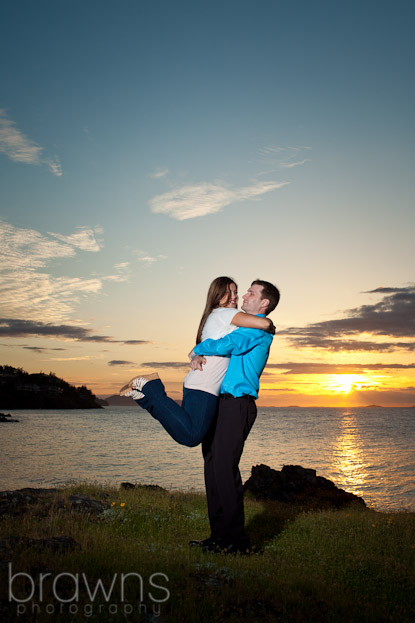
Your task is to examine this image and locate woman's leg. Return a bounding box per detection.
[136,379,217,447]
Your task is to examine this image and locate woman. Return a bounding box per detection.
[120,276,274,447]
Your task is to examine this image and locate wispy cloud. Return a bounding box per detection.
[280,159,310,168]
[108,360,136,366]
[47,355,94,361]
[141,361,189,369]
[44,156,63,177]
[257,145,312,171]
[82,126,93,141]
[0,220,103,322]
[134,251,168,265]
[258,145,312,156]
[48,226,103,252]
[0,318,149,344]
[104,262,131,283]
[0,109,62,176]
[265,362,415,375]
[280,285,415,351]
[22,346,66,353]
[149,167,169,179]
[149,180,288,221]
[280,339,415,353]
[114,262,129,270]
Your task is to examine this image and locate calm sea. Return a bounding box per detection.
[0,406,414,511]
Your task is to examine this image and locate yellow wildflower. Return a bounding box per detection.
[120,502,126,507]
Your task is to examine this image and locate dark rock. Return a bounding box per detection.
[243,464,366,508]
[121,482,167,492]
[0,488,109,518]
[68,494,109,514]
[120,482,136,489]
[0,488,58,517]
[0,412,19,422]
[135,484,167,492]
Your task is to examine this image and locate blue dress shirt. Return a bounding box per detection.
[193,319,273,398]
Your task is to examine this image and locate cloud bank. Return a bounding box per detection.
[265,362,415,375]
[281,285,415,352]
[0,318,149,345]
[0,109,62,176]
[149,180,288,220]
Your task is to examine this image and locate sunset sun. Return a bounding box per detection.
[330,375,368,394]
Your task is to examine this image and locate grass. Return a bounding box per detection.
[1,483,414,622]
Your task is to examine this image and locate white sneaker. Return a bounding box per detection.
[124,388,144,400]
[119,372,159,397]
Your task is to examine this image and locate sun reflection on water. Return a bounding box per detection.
[331,413,369,498]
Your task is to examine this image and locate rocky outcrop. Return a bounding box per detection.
[120,482,167,492]
[67,494,109,514]
[0,488,58,517]
[0,488,110,518]
[0,365,102,409]
[0,413,19,422]
[243,464,366,508]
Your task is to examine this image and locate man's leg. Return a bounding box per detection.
[202,413,225,540]
[204,396,257,546]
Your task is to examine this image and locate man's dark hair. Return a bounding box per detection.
[252,280,280,315]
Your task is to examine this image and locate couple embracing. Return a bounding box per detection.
[120,276,280,554]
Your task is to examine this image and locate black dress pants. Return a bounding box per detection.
[202,395,257,543]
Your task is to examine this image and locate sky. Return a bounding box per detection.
[0,0,414,407]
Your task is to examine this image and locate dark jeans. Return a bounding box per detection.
[136,379,218,447]
[202,395,257,543]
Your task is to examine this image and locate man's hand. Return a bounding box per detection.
[190,355,206,371]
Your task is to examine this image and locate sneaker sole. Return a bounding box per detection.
[119,372,159,396]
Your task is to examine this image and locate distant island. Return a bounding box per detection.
[0,365,102,409]
[99,394,135,406]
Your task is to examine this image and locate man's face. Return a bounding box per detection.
[241,284,266,315]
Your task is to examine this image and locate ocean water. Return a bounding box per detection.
[0,406,414,511]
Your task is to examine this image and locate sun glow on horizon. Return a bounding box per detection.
[329,374,373,394]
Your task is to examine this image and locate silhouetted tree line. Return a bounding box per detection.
[0,366,102,409]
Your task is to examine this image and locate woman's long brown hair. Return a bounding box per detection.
[196,276,237,344]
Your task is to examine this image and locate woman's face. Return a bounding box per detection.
[219,283,238,308]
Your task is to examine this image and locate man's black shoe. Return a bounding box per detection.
[211,537,251,555]
[189,536,219,549]
[219,541,251,555]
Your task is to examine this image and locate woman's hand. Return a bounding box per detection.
[190,355,206,371]
[188,348,195,360]
[266,321,276,335]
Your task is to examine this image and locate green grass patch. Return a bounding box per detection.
[0,483,414,622]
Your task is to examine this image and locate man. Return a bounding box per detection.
[189,279,280,554]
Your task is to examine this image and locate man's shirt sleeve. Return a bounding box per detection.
[193,328,265,357]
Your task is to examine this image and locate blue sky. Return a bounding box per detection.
[1,0,414,405]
